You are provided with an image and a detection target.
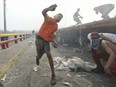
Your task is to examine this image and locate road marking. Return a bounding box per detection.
[0,44,28,79]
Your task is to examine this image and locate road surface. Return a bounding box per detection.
[0,37,116,87]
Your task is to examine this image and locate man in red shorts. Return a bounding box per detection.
[35,4,63,85]
[87,32,116,75]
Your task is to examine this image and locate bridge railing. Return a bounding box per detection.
[0,33,31,49]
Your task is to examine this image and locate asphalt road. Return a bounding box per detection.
[0,37,116,87]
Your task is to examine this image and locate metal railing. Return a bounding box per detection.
[0,33,31,49]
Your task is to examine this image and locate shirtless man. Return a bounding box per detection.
[88,32,116,75]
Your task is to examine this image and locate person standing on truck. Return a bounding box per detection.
[73,8,83,24]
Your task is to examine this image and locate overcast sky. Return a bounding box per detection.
[0,0,116,32]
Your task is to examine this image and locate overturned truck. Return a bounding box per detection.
[56,18,116,46]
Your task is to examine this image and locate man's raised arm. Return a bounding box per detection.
[42,4,57,17]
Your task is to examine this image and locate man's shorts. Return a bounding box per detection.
[35,35,50,56]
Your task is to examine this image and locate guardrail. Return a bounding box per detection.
[0,33,31,49]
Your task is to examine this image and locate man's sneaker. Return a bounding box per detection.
[33,66,39,72]
[51,79,56,85]
[91,67,105,73]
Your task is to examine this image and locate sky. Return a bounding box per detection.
[0,0,116,32]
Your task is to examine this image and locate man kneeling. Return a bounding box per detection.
[87,32,116,75]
